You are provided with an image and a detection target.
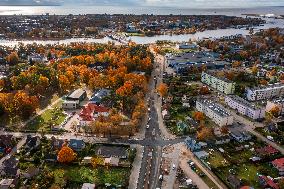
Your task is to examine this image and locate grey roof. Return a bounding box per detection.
[194,151,209,159]
[96,146,128,158]
[249,83,284,91]
[227,95,263,110]
[197,99,231,117]
[68,89,86,99]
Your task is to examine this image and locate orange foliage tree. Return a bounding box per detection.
[157,83,168,97]
[193,111,205,122]
[197,127,214,141]
[57,146,77,163]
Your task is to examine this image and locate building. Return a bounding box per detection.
[62,89,87,109]
[259,175,279,189]
[266,98,284,115]
[68,139,85,151]
[176,43,198,50]
[230,131,252,142]
[196,99,234,126]
[79,103,109,126]
[225,95,265,120]
[0,179,16,189]
[81,183,96,189]
[62,100,80,110]
[246,83,284,101]
[66,89,87,102]
[272,158,284,175]
[201,71,236,94]
[166,51,230,74]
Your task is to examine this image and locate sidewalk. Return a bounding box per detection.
[128,145,144,189]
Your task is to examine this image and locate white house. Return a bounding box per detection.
[62,100,80,109]
[266,98,284,115]
[225,95,265,120]
[246,83,284,101]
[196,99,234,127]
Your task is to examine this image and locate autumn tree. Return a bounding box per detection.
[232,61,242,68]
[269,105,280,117]
[259,79,268,86]
[157,83,168,97]
[57,146,77,163]
[91,156,104,168]
[193,111,205,122]
[251,65,258,75]
[197,127,214,141]
[6,52,19,65]
[220,126,229,135]
[199,86,209,95]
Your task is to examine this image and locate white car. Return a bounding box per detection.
[172,164,176,170]
[146,125,150,129]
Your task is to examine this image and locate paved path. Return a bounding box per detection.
[0,136,26,165]
[128,145,144,189]
[227,109,284,154]
[163,144,180,189]
[179,158,210,189]
[182,146,227,189]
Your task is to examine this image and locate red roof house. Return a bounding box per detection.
[259,175,279,189]
[80,103,109,122]
[272,158,284,173]
[256,145,279,156]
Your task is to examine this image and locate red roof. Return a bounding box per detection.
[240,186,253,189]
[80,103,109,121]
[272,158,284,169]
[259,175,279,189]
[256,145,279,156]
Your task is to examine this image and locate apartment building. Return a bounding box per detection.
[266,98,284,115]
[196,99,234,127]
[201,71,236,94]
[225,95,265,120]
[246,83,284,101]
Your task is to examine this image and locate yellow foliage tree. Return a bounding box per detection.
[157,83,168,97]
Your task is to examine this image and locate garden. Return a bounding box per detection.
[255,123,284,147]
[202,139,282,189]
[24,100,67,132]
[16,137,133,188]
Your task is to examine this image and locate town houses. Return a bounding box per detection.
[201,71,236,95]
[225,95,266,120]
[246,83,284,101]
[196,98,234,126]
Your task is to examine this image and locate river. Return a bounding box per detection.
[0,17,283,46]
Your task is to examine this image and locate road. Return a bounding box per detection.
[0,136,26,166]
[227,109,284,154]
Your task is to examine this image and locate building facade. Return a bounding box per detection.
[196,99,234,126]
[246,83,284,101]
[225,95,265,120]
[201,72,236,94]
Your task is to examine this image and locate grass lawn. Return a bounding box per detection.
[207,151,230,169]
[25,105,66,131]
[49,164,130,187]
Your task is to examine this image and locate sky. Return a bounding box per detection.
[0,0,284,8]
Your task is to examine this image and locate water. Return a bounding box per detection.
[0,6,283,46]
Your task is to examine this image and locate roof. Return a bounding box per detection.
[0,179,14,186]
[259,175,279,189]
[80,103,109,121]
[227,95,263,110]
[69,139,85,150]
[256,145,279,156]
[96,146,128,158]
[194,151,209,159]
[272,158,284,169]
[104,157,119,166]
[0,135,13,147]
[82,183,96,189]
[197,99,231,118]
[67,89,86,99]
